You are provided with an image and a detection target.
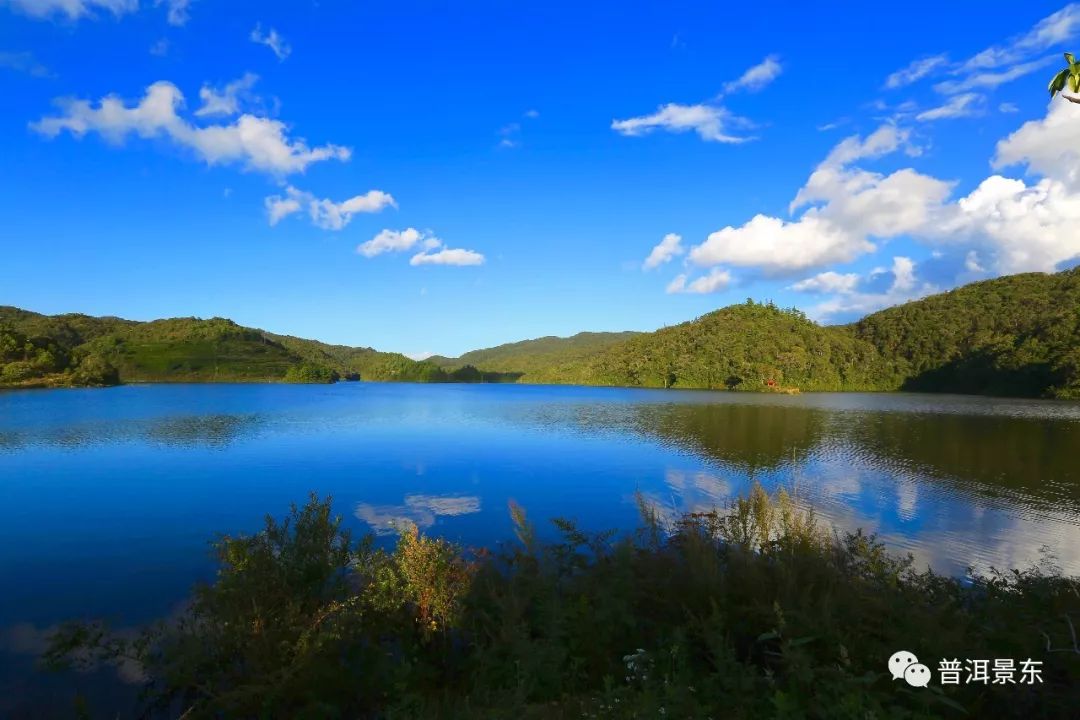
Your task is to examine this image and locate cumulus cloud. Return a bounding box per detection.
[410,247,486,266]
[195,73,259,117]
[993,98,1080,188]
[358,228,433,257]
[2,0,137,20]
[267,186,397,229]
[807,257,935,320]
[723,55,782,93]
[788,271,860,294]
[940,175,1080,273]
[611,103,751,143]
[684,103,1080,282]
[916,93,983,121]
[265,190,303,225]
[666,268,731,294]
[999,102,1019,113]
[642,233,684,270]
[31,81,350,176]
[684,125,950,276]
[688,214,872,274]
[359,229,482,266]
[884,54,949,89]
[250,24,290,61]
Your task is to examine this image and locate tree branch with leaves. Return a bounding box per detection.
[1048,52,1080,104]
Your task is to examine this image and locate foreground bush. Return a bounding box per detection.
[46,487,1080,719]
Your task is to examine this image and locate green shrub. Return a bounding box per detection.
[44,487,1080,719]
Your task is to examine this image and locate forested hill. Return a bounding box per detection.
[850,267,1080,398]
[0,308,500,388]
[571,302,902,392]
[429,331,640,383]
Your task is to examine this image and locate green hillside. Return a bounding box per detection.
[850,267,1080,398]
[431,331,640,384]
[0,308,448,388]
[577,301,900,392]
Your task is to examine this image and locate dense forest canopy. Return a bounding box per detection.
[2,266,1078,397]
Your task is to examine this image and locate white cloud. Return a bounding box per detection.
[934,58,1052,95]
[689,214,873,274]
[957,4,1080,72]
[195,73,259,117]
[31,81,350,176]
[310,190,397,229]
[265,186,395,229]
[265,190,302,225]
[788,271,859,294]
[940,175,1080,273]
[999,102,1020,113]
[2,0,137,20]
[666,268,732,294]
[524,109,540,118]
[723,55,782,93]
[156,0,191,25]
[994,98,1080,189]
[881,7,1080,101]
[815,124,916,167]
[410,247,486,266]
[642,233,684,270]
[916,93,983,121]
[358,228,430,257]
[884,54,949,89]
[149,38,169,56]
[611,103,751,143]
[965,250,985,273]
[686,125,951,275]
[250,24,290,61]
[807,257,935,320]
[671,90,1080,298]
[890,255,916,291]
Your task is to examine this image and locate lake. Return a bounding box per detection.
[2,382,1080,715]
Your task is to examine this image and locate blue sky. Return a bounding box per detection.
[3,1,1080,357]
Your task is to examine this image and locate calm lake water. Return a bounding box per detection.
[2,382,1080,714]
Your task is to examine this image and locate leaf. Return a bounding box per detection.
[1049,68,1069,96]
[1067,52,1076,65]
[1071,72,1080,94]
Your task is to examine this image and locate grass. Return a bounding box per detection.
[44,485,1080,719]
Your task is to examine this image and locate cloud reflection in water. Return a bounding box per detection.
[355,494,481,535]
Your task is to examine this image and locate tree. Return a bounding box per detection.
[1048,52,1080,104]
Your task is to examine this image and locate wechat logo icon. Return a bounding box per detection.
[889,650,930,688]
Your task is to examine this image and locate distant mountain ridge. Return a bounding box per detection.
[3,266,1078,397]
